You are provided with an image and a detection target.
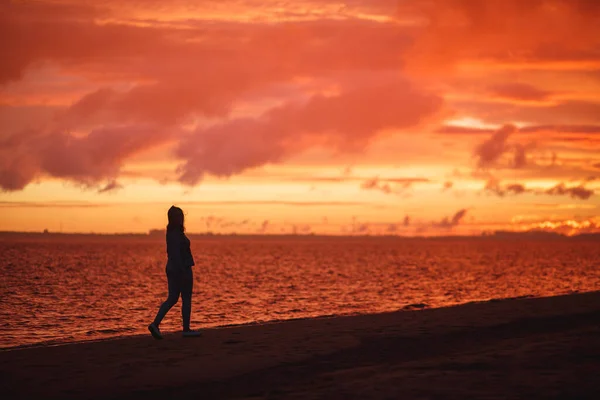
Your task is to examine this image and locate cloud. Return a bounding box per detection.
[434,209,468,229]
[515,217,600,236]
[1,1,430,191]
[2,0,599,196]
[439,124,598,182]
[361,177,392,194]
[474,124,516,167]
[175,80,442,185]
[483,178,594,200]
[545,183,594,200]
[400,0,600,71]
[0,125,169,191]
[0,2,169,84]
[1,2,411,87]
[1,0,445,191]
[488,83,552,102]
[98,180,123,193]
[484,178,528,197]
[360,176,430,195]
[57,83,232,127]
[474,124,534,169]
[505,183,527,195]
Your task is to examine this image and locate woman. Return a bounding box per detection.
[148,205,201,339]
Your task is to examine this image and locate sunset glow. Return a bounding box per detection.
[1,0,599,235]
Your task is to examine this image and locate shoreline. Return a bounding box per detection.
[0,291,578,351]
[2,291,600,399]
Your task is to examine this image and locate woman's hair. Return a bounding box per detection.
[167,205,185,232]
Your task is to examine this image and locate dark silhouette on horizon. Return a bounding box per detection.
[148,206,201,339]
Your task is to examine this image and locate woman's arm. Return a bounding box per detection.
[166,231,184,271]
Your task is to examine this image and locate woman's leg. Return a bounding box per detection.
[180,268,193,331]
[153,270,182,327]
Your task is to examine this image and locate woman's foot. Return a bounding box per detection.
[148,323,163,340]
[182,329,202,338]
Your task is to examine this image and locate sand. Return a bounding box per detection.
[2,291,600,399]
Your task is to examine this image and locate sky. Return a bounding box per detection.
[1,0,599,235]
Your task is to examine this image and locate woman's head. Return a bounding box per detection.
[167,205,185,232]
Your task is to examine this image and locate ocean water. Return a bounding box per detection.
[1,235,599,349]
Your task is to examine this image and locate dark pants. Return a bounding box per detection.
[153,266,193,330]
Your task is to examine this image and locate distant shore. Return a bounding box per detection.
[2,291,599,399]
[1,229,598,240]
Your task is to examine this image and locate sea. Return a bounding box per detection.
[1,235,599,349]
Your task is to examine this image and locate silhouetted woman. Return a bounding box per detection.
[148,206,201,339]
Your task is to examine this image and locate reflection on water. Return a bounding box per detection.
[1,236,598,348]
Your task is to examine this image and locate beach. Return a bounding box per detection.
[2,291,600,399]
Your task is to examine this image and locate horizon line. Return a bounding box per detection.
[0,230,597,239]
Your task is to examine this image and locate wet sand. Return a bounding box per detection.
[2,291,600,399]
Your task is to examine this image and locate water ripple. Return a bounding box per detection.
[1,237,599,348]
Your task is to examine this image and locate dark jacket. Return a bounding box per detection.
[166,230,195,272]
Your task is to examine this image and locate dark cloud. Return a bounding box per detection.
[474,124,516,167]
[483,178,594,200]
[98,180,123,193]
[434,209,468,229]
[484,178,528,197]
[474,124,535,169]
[505,183,527,195]
[545,183,594,200]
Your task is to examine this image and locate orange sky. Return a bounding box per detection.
[1,0,599,235]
